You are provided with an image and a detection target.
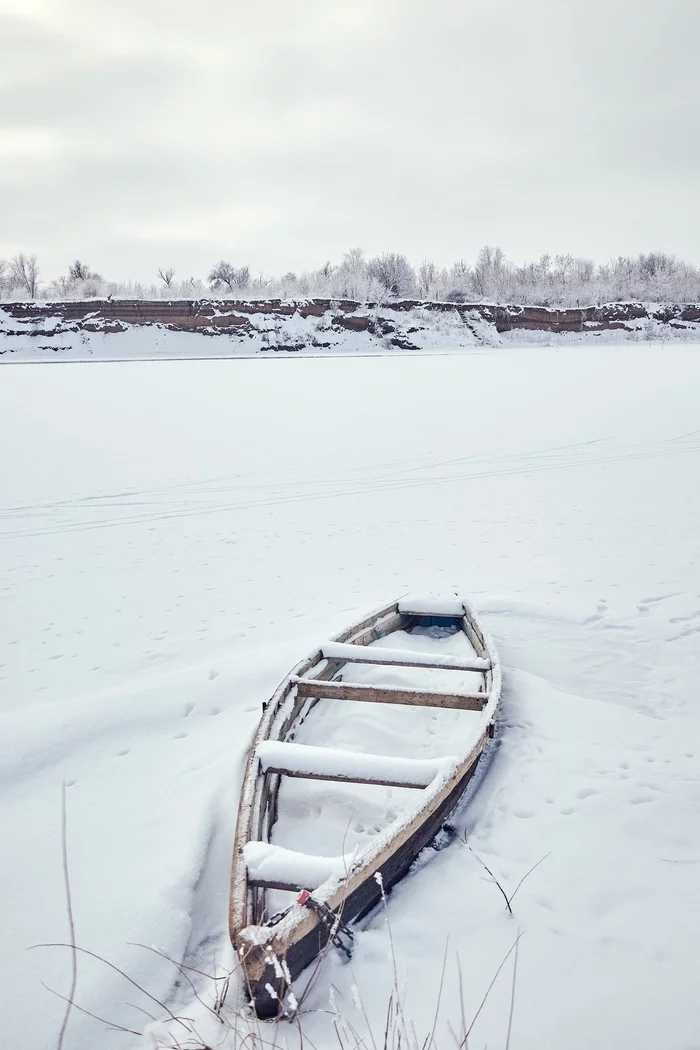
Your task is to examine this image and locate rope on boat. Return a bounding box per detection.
[297,889,354,959]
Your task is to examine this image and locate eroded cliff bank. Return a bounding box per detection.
[2,298,699,359]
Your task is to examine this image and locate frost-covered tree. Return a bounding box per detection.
[6,244,700,306]
[366,253,415,298]
[442,258,472,302]
[208,261,236,292]
[235,266,251,290]
[10,253,40,298]
[45,260,105,299]
[418,259,439,299]
[331,248,368,299]
[472,245,506,300]
[208,261,250,294]
[69,260,100,282]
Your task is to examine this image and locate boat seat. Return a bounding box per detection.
[290,675,488,711]
[320,640,490,672]
[257,740,457,789]
[244,841,353,891]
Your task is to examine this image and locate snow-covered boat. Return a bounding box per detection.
[229,596,501,1017]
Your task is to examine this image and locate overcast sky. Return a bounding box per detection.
[1,0,698,283]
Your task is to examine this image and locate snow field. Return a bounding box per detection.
[1,344,700,1048]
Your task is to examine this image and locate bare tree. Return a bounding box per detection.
[234,265,250,289]
[68,260,97,282]
[158,267,176,287]
[366,252,416,297]
[208,261,236,292]
[61,259,103,299]
[182,276,200,295]
[334,248,367,299]
[208,261,250,293]
[11,253,40,298]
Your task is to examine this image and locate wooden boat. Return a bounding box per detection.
[229,596,501,1017]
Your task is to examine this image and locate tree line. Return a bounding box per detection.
[1,247,699,307]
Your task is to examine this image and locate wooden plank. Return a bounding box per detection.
[336,610,409,648]
[291,676,487,711]
[320,640,490,672]
[397,597,465,617]
[257,742,448,789]
[248,876,308,892]
[262,766,427,789]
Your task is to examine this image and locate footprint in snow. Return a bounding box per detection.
[639,593,682,606]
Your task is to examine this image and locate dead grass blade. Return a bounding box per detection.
[56,782,77,1050]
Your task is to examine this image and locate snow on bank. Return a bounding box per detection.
[2,346,700,1049]
[1,299,699,361]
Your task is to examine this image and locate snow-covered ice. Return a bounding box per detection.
[2,343,700,1049]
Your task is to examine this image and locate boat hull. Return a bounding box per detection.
[229,598,501,1018]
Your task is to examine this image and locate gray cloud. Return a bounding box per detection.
[0,0,698,282]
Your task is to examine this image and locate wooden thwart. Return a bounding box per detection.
[291,675,488,711]
[257,740,452,789]
[248,875,311,892]
[320,640,490,672]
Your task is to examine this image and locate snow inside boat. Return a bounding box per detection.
[229,596,501,1017]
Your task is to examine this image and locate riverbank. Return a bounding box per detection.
[2,298,699,360]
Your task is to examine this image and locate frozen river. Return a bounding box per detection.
[2,345,700,1049]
